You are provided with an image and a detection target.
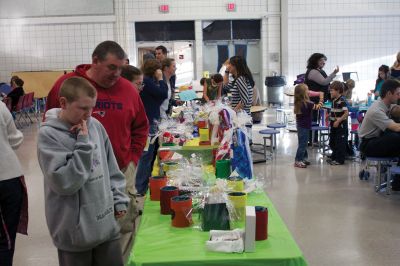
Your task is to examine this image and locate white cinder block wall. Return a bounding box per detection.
[282,0,400,100]
[0,0,281,95]
[0,0,398,102]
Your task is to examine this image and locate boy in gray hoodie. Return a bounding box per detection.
[37,77,129,266]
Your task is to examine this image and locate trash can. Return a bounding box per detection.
[265,76,286,106]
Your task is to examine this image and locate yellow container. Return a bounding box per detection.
[227,177,244,192]
[228,192,247,222]
[162,161,179,173]
[199,128,210,142]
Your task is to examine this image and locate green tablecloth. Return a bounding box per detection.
[128,192,308,266]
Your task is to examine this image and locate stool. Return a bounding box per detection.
[267,123,286,131]
[386,166,400,195]
[311,126,329,151]
[364,157,397,193]
[253,129,280,163]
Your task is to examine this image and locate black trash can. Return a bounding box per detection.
[265,76,286,106]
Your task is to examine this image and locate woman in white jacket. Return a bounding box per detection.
[0,101,26,266]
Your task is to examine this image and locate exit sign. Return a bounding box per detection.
[227,3,236,11]
[159,5,169,13]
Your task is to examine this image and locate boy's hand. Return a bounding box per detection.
[115,210,126,218]
[333,120,340,128]
[70,120,88,135]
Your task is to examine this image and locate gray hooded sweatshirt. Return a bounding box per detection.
[37,108,129,252]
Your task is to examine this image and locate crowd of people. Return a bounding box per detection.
[1,40,400,266]
[293,52,400,171]
[0,40,257,266]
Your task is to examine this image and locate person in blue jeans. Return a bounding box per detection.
[135,59,168,195]
[293,84,323,168]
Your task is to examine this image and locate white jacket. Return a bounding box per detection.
[0,101,23,181]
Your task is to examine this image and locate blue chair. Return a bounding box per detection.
[254,129,280,163]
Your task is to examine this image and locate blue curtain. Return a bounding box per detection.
[217,45,229,72]
[234,44,247,60]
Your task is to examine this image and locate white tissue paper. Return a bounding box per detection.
[206,229,244,253]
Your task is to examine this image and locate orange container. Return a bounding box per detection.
[149,176,167,201]
[171,195,192,227]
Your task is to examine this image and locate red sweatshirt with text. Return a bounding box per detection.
[45,64,149,169]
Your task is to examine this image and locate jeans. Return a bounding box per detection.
[295,127,309,162]
[0,177,23,266]
[135,142,156,195]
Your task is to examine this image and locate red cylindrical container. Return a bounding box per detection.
[198,120,207,128]
[255,206,268,240]
[160,186,179,215]
[149,176,167,201]
[171,195,192,227]
[212,148,217,167]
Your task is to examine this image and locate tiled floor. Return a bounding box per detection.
[11,112,400,266]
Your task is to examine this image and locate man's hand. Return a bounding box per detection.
[333,120,340,128]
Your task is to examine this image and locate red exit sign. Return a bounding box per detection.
[159,4,169,13]
[227,3,236,11]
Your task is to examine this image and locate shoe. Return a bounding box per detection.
[302,160,311,165]
[326,158,333,164]
[329,160,344,165]
[294,161,307,168]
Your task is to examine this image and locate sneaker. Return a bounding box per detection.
[302,160,311,165]
[294,161,307,168]
[329,160,344,165]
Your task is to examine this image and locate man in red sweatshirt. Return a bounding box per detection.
[45,40,149,260]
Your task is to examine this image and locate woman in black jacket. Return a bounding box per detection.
[6,77,25,110]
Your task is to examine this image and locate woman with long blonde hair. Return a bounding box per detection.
[293,84,322,168]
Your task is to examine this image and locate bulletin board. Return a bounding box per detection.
[11,71,72,98]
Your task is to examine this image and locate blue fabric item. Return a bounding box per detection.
[231,128,253,179]
[235,44,247,60]
[217,45,229,72]
[295,127,309,162]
